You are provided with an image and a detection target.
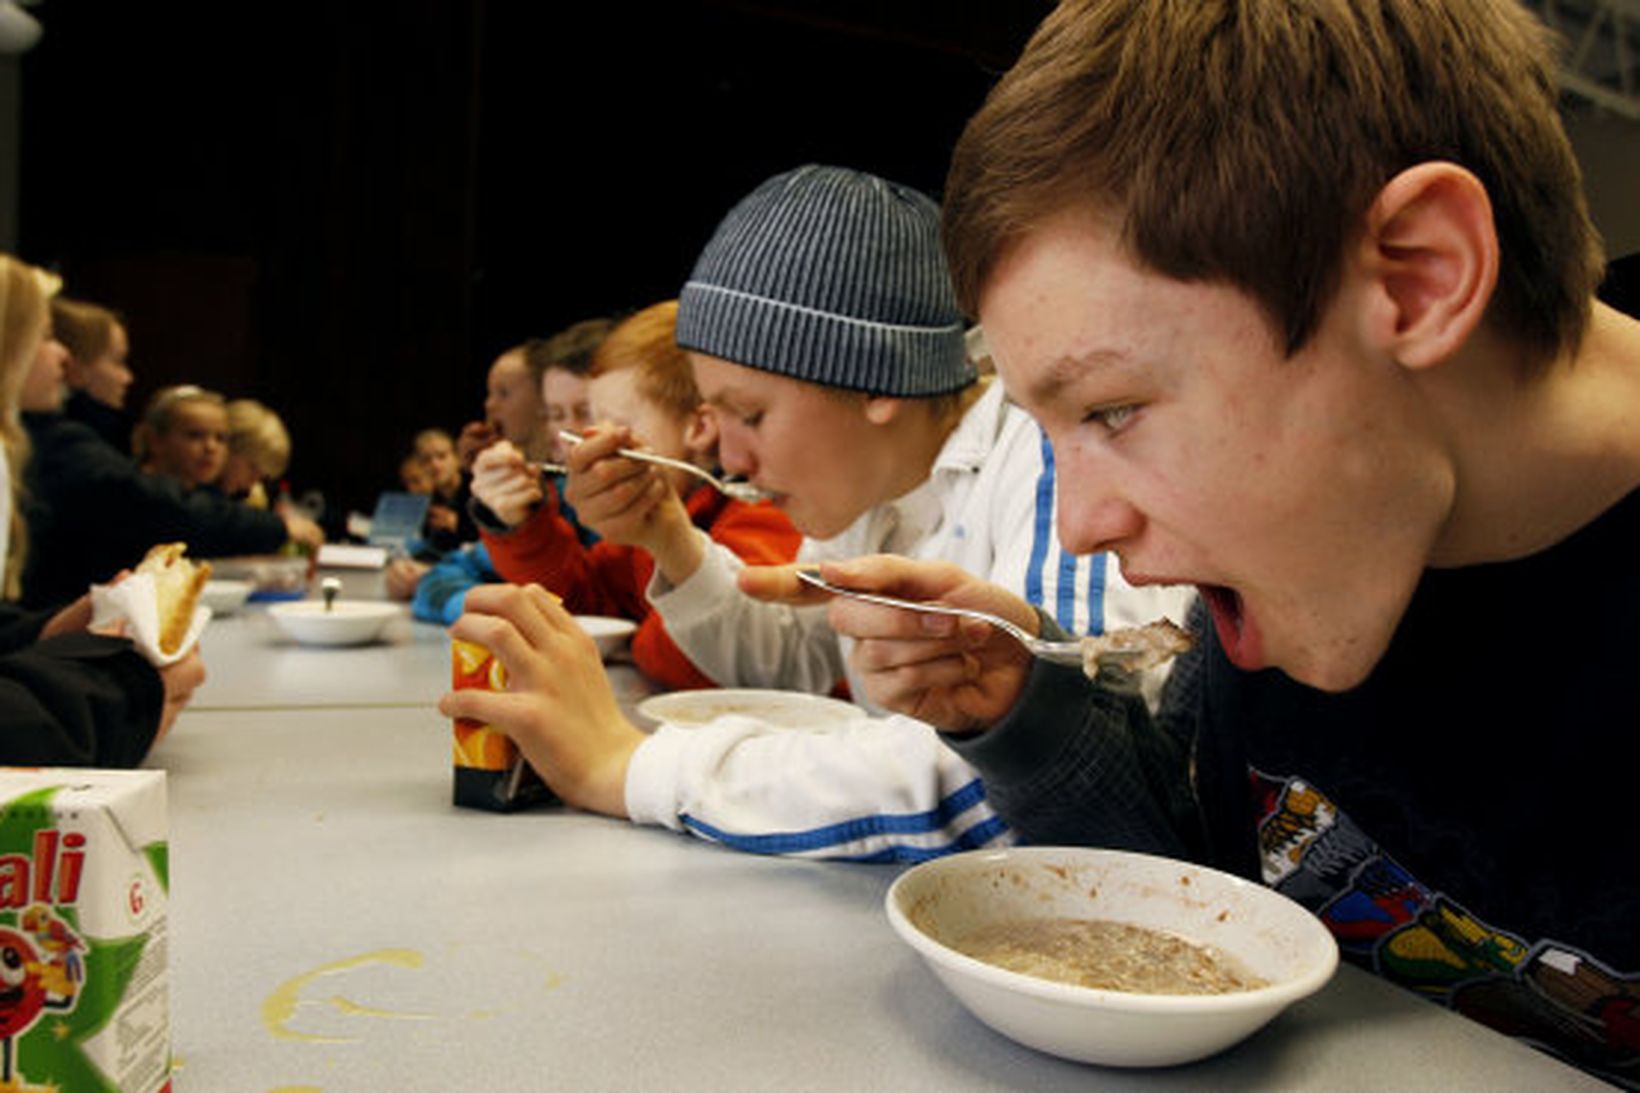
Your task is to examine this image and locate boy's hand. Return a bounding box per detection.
[39,589,100,640]
[471,441,543,528]
[384,558,429,601]
[437,584,643,817]
[793,555,1035,735]
[562,425,698,579]
[278,506,326,550]
[456,420,499,470]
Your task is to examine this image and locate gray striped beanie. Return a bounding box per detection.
[676,165,975,397]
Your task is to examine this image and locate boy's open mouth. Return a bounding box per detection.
[1200,584,1256,669]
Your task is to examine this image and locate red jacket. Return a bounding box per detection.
[481,484,801,690]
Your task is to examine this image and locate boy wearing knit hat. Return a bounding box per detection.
[441,165,1190,857]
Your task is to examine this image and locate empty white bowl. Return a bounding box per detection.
[267,600,400,647]
[198,579,253,616]
[575,615,637,658]
[886,846,1337,1067]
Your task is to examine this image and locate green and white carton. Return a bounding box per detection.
[0,769,170,1093]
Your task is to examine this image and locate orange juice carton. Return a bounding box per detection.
[451,639,555,812]
[0,768,170,1092]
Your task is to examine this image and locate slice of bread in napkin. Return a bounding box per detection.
[137,542,212,655]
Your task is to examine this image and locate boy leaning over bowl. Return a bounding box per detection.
[789,1,1640,1084]
[440,166,1191,861]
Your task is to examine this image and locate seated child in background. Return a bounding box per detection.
[50,296,135,455]
[418,338,562,557]
[0,253,204,760]
[388,320,614,614]
[134,384,229,489]
[21,372,322,606]
[456,318,614,471]
[399,452,433,495]
[534,323,608,549]
[412,426,477,555]
[469,300,802,689]
[540,321,604,451]
[443,167,1189,858]
[219,398,291,508]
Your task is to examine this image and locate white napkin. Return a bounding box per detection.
[89,573,212,666]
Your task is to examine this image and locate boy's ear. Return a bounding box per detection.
[1354,162,1499,371]
[682,404,719,454]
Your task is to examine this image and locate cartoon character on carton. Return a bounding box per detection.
[0,909,83,1089]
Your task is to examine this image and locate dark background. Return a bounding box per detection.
[16,1,1049,527]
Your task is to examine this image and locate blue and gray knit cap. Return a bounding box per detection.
[676,165,975,397]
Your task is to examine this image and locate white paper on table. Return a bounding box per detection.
[89,572,212,666]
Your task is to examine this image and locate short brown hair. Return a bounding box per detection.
[944,0,1605,363]
[588,301,699,420]
[520,317,618,387]
[50,296,122,364]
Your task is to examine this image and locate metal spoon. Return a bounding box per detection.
[321,577,341,613]
[557,430,771,503]
[794,568,1185,681]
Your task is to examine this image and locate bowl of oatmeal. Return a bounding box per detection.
[886,846,1337,1067]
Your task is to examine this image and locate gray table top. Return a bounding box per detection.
[152,699,1608,1092]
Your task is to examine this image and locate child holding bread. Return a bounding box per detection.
[0,253,204,761]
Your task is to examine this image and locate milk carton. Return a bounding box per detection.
[0,769,169,1092]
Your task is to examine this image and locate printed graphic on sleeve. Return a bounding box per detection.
[1250,768,1638,1088]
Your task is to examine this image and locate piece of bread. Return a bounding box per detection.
[136,542,212,656]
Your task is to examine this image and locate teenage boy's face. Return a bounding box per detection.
[691,353,885,539]
[484,351,543,446]
[542,367,593,462]
[980,207,1441,692]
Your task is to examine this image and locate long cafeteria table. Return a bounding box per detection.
[153,569,1609,1091]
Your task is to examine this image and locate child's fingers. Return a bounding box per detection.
[439,683,537,729]
[737,563,833,605]
[456,584,580,663]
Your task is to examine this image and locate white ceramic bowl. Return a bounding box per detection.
[886,846,1338,1067]
[267,600,400,647]
[635,688,861,729]
[198,579,253,616]
[575,615,637,657]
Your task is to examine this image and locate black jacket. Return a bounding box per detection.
[21,411,287,608]
[63,389,134,456]
[0,604,162,766]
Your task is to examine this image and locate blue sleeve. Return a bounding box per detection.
[411,542,497,625]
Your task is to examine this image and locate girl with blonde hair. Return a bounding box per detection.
[0,253,205,762]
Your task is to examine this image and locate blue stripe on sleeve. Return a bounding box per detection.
[1084,552,1108,636]
[679,779,1003,860]
[1055,540,1078,631]
[1025,432,1056,610]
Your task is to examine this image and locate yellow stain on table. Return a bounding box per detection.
[261,949,432,1044]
